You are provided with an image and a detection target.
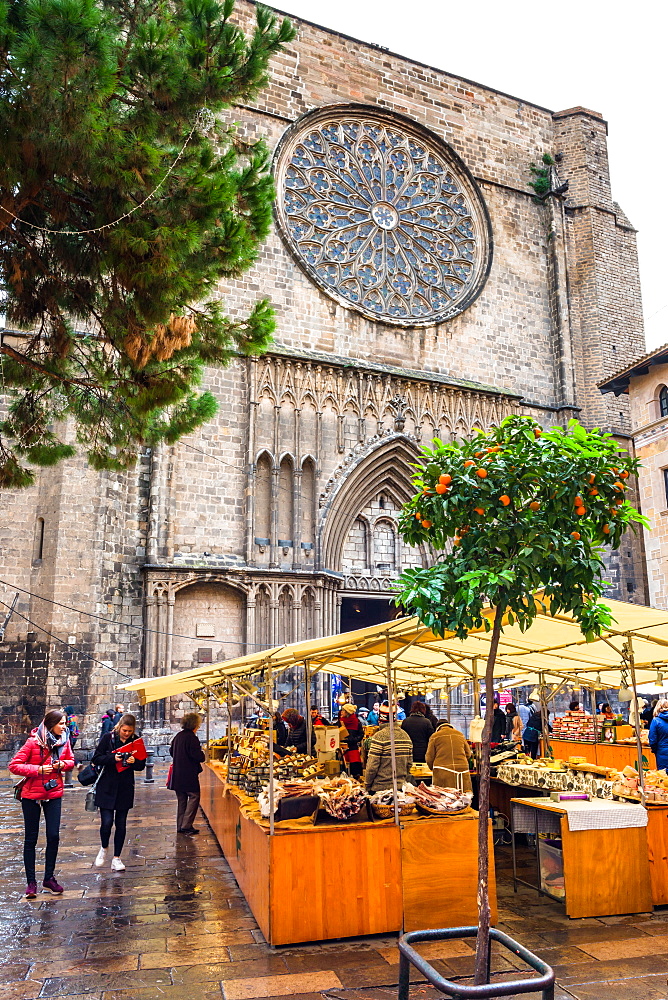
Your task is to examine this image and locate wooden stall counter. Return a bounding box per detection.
[543,738,656,771]
[200,763,496,945]
[511,796,652,919]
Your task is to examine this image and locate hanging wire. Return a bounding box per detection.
[0,595,132,680]
[0,578,276,650]
[0,108,216,237]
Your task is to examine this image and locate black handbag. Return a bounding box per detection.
[78,763,99,786]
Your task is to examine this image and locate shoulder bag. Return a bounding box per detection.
[85,767,104,813]
[12,776,27,801]
[78,762,99,786]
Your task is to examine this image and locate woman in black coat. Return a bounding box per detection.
[169,713,205,835]
[281,708,307,753]
[92,714,145,871]
[401,702,434,763]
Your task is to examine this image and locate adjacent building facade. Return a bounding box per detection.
[0,2,646,735]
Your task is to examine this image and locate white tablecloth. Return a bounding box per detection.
[512,796,647,832]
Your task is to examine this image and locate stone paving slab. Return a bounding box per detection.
[2,768,668,1000]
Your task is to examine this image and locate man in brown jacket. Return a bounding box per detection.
[425,722,474,792]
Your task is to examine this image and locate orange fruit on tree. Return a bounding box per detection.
[415,512,422,520]
[464,459,476,468]
[587,473,596,484]
[435,483,449,494]
[603,524,611,534]
[620,470,629,479]
[453,537,461,546]
[614,481,626,491]
[529,501,540,511]
[534,427,542,438]
[574,495,583,506]
[474,506,485,515]
[421,520,432,528]
[576,505,586,515]
[476,468,488,478]
[439,474,452,485]
[589,489,598,496]
[474,451,484,458]
[500,495,511,506]
[571,531,581,540]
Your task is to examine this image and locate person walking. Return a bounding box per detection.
[425,721,474,792]
[92,713,145,871]
[169,713,205,835]
[504,703,523,744]
[339,703,364,779]
[401,702,434,763]
[64,707,80,750]
[364,704,413,794]
[523,706,548,759]
[649,699,668,769]
[423,703,439,732]
[491,699,506,743]
[9,709,74,898]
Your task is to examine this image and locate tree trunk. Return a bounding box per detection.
[473,601,504,985]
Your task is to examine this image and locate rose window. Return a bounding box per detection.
[273,106,492,326]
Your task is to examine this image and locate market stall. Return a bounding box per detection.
[200,761,495,945]
[123,594,668,927]
[510,796,652,918]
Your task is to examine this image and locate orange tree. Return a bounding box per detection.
[396,414,646,983]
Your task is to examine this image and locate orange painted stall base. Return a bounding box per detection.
[200,762,496,946]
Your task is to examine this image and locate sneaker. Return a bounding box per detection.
[42,877,64,895]
[181,827,200,835]
[24,882,38,899]
[94,847,108,868]
[111,857,125,871]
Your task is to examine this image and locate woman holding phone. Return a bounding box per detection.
[9,709,74,898]
[92,713,145,871]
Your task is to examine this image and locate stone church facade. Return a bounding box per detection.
[0,2,646,734]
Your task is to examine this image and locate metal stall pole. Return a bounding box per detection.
[538,673,551,758]
[305,661,312,758]
[445,676,451,722]
[267,662,276,836]
[227,679,233,767]
[385,633,400,827]
[626,634,646,806]
[472,657,481,717]
[205,688,211,762]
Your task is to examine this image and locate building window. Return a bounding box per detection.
[32,517,44,563]
[664,468,668,507]
[660,386,668,417]
[274,106,492,327]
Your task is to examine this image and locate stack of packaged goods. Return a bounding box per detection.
[551,710,599,743]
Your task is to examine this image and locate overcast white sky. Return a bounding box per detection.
[272,0,666,351]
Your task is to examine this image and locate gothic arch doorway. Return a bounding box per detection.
[319,436,426,573]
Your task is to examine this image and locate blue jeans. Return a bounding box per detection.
[21,797,62,883]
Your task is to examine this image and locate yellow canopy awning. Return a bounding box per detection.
[121,596,668,706]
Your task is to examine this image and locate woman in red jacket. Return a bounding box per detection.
[9,709,74,898]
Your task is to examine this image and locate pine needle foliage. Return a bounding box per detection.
[0,0,295,487]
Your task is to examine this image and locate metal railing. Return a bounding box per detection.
[398,926,555,1000]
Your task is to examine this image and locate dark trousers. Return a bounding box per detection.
[21,797,62,883]
[99,808,129,856]
[176,791,200,831]
[524,740,539,759]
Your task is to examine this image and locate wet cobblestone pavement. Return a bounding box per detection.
[1,767,668,999]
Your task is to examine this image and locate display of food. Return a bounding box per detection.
[319,775,368,819]
[258,778,318,817]
[406,782,472,814]
[550,710,599,743]
[369,788,416,817]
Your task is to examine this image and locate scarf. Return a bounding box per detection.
[35,722,68,759]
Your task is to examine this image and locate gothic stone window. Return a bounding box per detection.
[274,105,492,327]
